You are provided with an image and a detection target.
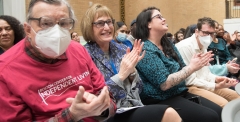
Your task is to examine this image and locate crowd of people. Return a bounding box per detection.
[0,0,240,122]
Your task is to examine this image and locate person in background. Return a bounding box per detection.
[71,31,80,42]
[135,7,222,122]
[228,31,240,79]
[184,24,197,39]
[166,32,174,43]
[223,31,237,58]
[114,21,133,49]
[184,24,239,76]
[126,19,136,44]
[217,25,236,50]
[0,0,116,121]
[0,15,25,54]
[207,21,232,65]
[207,21,240,79]
[179,28,186,35]
[81,3,182,122]
[176,17,240,108]
[231,31,240,51]
[174,31,184,44]
[223,31,233,47]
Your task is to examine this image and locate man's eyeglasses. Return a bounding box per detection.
[28,16,75,30]
[199,30,216,36]
[92,19,115,28]
[151,14,164,20]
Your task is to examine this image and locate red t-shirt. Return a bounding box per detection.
[0,39,110,121]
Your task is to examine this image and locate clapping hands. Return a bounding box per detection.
[226,60,240,74]
[189,51,214,72]
[66,86,110,121]
[215,76,239,89]
[118,39,145,81]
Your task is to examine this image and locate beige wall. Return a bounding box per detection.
[125,0,226,35]
[25,0,225,35]
[25,0,120,35]
[69,0,120,35]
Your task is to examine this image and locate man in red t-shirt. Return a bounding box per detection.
[0,0,116,122]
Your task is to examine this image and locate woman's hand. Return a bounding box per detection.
[118,39,145,81]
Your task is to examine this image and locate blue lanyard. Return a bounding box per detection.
[110,58,118,75]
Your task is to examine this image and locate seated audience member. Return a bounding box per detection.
[184,24,197,39]
[81,3,182,122]
[0,15,25,54]
[207,21,239,77]
[207,21,232,65]
[176,17,240,108]
[166,32,174,43]
[223,31,234,48]
[0,0,116,121]
[179,28,186,35]
[229,31,240,79]
[217,25,236,56]
[184,24,239,76]
[126,19,136,44]
[174,30,184,44]
[233,31,240,57]
[114,21,133,49]
[71,31,80,42]
[135,7,222,122]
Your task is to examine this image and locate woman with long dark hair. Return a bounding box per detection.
[81,3,182,122]
[135,6,222,122]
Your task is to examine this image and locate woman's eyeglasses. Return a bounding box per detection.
[92,19,115,28]
[151,14,164,20]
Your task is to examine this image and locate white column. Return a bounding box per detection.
[0,0,3,15]
[3,0,26,23]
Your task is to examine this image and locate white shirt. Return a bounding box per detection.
[175,34,216,91]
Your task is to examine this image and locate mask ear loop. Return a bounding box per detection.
[27,24,42,50]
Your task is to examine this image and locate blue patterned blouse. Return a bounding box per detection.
[85,41,143,108]
[136,40,187,101]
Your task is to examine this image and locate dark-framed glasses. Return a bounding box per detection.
[28,16,75,30]
[92,19,115,28]
[151,14,164,20]
[199,30,216,36]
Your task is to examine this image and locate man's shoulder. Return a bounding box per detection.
[176,37,194,49]
[0,39,25,63]
[68,41,88,55]
[0,39,26,72]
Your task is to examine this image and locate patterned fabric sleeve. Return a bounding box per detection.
[45,108,81,122]
[107,75,127,101]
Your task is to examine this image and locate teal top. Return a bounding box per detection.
[136,40,187,101]
[208,38,232,65]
